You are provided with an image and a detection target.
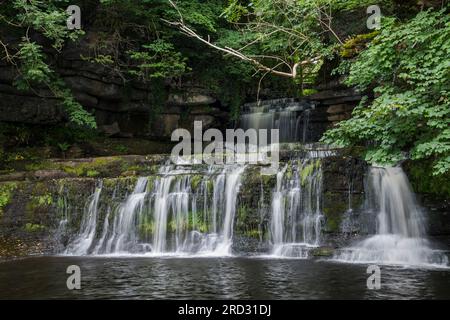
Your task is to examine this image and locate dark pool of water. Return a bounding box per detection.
[0,256,449,299]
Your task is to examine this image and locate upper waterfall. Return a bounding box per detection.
[238,98,315,143]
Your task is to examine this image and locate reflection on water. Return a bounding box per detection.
[0,257,449,299]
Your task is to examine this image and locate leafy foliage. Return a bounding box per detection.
[128,39,189,80]
[1,0,96,128]
[322,9,450,175]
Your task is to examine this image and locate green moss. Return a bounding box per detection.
[322,193,347,233]
[187,211,208,233]
[310,247,334,257]
[33,194,52,206]
[102,178,115,189]
[340,31,380,58]
[24,223,46,232]
[260,173,274,186]
[205,180,214,195]
[236,205,261,238]
[139,221,155,236]
[315,158,321,169]
[24,161,58,171]
[168,219,177,233]
[244,229,261,239]
[190,175,203,191]
[146,175,157,192]
[285,161,293,180]
[300,162,314,186]
[123,165,142,172]
[325,216,340,232]
[237,205,248,222]
[404,161,450,198]
[86,170,100,177]
[139,211,210,235]
[60,157,123,177]
[300,159,321,186]
[62,165,84,176]
[32,181,50,195]
[26,193,53,218]
[0,182,17,217]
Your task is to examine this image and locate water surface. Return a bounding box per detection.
[1,256,449,299]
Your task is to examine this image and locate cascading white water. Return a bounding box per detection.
[64,182,103,255]
[269,158,323,258]
[239,99,313,143]
[334,167,449,267]
[64,165,245,256]
[211,166,245,256]
[106,177,148,253]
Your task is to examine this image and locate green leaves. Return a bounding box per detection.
[128,39,189,80]
[15,41,52,89]
[322,8,450,175]
[13,0,83,50]
[13,40,96,129]
[2,0,94,128]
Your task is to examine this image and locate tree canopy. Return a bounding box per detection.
[322,8,450,176]
[1,0,449,175]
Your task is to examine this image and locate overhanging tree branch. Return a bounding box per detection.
[164,0,320,79]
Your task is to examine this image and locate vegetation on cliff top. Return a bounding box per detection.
[322,8,450,176]
[1,0,449,178]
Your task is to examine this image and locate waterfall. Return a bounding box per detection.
[211,166,245,255]
[64,182,103,255]
[239,98,313,143]
[64,165,245,256]
[334,167,449,267]
[106,177,148,253]
[269,158,323,258]
[61,156,447,264]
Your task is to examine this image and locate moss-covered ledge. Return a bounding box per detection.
[0,154,168,182]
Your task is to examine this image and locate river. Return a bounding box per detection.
[1,256,449,299]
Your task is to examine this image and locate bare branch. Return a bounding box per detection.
[164,0,319,79]
[0,39,16,64]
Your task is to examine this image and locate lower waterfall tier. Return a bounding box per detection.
[62,159,324,257]
[1,152,449,267]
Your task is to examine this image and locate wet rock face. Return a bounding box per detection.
[420,197,450,236]
[0,29,227,139]
[0,92,64,125]
[0,179,93,258]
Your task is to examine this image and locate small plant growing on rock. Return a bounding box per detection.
[57,142,71,159]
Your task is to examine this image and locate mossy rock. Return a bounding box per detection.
[24,223,46,233]
[0,182,17,217]
[322,192,349,233]
[235,204,263,238]
[340,31,380,58]
[310,247,334,257]
[190,175,203,191]
[243,229,262,239]
[404,160,450,199]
